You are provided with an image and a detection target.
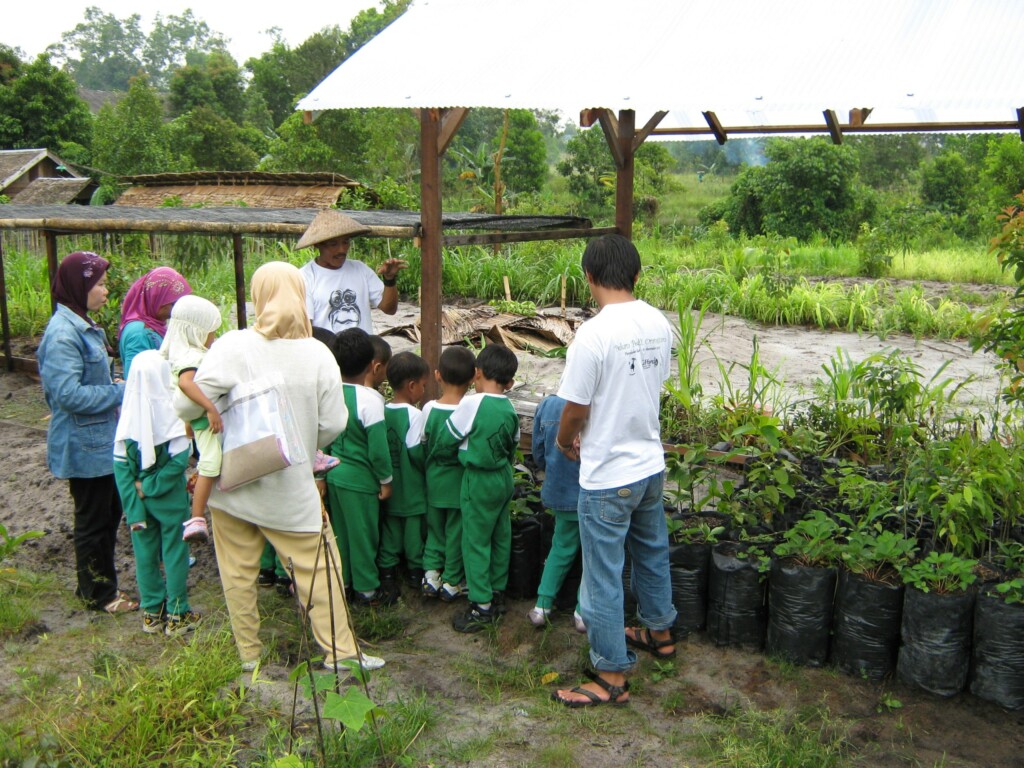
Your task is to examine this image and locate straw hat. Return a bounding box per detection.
[295,210,371,250]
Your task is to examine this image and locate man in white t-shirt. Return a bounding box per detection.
[551,234,677,708]
[296,209,408,334]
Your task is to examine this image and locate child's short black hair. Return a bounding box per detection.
[368,334,392,365]
[333,328,374,378]
[311,325,335,349]
[387,351,430,391]
[438,346,476,386]
[582,234,641,291]
[476,344,518,387]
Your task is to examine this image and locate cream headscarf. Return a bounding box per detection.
[251,261,312,340]
[160,294,223,369]
[113,349,190,469]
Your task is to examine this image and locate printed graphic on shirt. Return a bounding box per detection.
[328,288,361,331]
[615,336,665,376]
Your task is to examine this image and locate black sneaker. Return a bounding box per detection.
[352,589,395,608]
[452,602,498,633]
[275,577,293,598]
[405,568,424,589]
[257,569,276,588]
[378,576,401,606]
[491,590,508,615]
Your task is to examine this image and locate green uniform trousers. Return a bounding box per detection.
[260,541,289,580]
[378,513,425,570]
[423,505,465,585]
[535,508,581,611]
[461,468,513,605]
[128,497,192,615]
[327,485,380,593]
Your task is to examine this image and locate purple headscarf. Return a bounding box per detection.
[52,251,110,322]
[118,267,192,338]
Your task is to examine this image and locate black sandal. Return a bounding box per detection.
[625,626,676,659]
[552,669,630,708]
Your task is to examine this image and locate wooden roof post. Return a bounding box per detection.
[0,236,13,372]
[232,234,246,330]
[419,107,469,387]
[420,108,445,385]
[45,231,58,316]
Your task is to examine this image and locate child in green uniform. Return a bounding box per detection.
[160,295,224,544]
[113,350,200,636]
[421,346,477,601]
[366,334,392,389]
[326,328,394,606]
[378,352,431,602]
[440,345,520,633]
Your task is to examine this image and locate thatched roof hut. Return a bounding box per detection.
[114,171,377,209]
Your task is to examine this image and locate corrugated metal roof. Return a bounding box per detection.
[298,0,1024,135]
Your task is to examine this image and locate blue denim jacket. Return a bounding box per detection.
[38,304,125,479]
[532,395,581,511]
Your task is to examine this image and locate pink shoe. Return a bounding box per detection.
[182,517,208,543]
[313,449,339,478]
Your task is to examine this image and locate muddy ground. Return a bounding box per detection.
[1,304,1022,767]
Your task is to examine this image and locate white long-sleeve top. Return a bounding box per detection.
[174,329,346,532]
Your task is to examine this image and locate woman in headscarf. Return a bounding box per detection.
[37,251,138,613]
[118,266,191,377]
[175,261,385,672]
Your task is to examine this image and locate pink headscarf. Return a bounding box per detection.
[118,267,192,338]
[52,251,110,323]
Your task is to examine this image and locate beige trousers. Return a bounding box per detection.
[210,506,357,665]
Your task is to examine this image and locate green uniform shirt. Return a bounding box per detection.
[441,393,520,471]
[384,402,426,517]
[328,383,393,494]
[113,439,192,527]
[423,401,463,508]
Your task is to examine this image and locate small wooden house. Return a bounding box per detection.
[0,149,94,204]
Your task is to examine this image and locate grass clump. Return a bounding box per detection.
[697,706,851,767]
[7,625,252,767]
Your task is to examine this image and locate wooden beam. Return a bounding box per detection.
[1018,107,1024,141]
[420,108,445,389]
[232,234,246,330]
[702,111,727,144]
[594,109,625,169]
[579,108,601,128]
[437,107,470,156]
[633,111,669,152]
[824,109,843,145]
[442,226,616,247]
[652,118,1023,137]
[302,111,314,125]
[849,107,873,126]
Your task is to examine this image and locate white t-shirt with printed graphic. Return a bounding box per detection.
[557,300,672,490]
[300,258,384,334]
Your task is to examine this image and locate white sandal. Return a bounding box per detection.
[103,592,140,614]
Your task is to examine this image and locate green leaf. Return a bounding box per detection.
[322,687,377,731]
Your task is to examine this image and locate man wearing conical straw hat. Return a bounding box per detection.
[297,210,408,334]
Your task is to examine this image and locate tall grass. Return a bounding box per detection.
[2,227,1004,343]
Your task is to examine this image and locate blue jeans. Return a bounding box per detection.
[578,471,676,673]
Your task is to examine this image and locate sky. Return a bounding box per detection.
[4,0,378,65]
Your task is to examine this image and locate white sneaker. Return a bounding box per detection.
[324,651,386,673]
[573,610,587,634]
[438,582,464,603]
[527,606,551,627]
[421,570,442,598]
